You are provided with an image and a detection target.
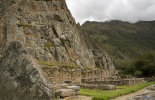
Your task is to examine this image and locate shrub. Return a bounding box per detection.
[122,52,155,77]
[134,71,142,77]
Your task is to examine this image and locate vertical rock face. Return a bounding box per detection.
[0,0,115,99]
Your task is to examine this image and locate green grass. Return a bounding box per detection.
[80,82,155,100]
[44,41,55,48]
[38,60,81,69]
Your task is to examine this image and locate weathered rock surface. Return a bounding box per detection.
[0,0,115,71]
[0,41,53,100]
[66,86,80,91]
[0,0,116,99]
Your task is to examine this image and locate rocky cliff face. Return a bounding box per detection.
[0,0,115,99]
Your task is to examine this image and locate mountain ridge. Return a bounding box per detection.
[82,20,155,67]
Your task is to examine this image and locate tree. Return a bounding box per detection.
[122,52,155,77]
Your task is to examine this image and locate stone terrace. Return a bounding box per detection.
[42,66,145,87]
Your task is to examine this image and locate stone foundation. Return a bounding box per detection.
[82,78,145,86]
[42,67,116,84]
[80,84,116,90]
[42,66,145,92]
[42,66,144,86]
[42,67,82,84]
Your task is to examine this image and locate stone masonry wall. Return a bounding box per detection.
[82,78,145,86]
[42,67,82,84]
[42,67,117,84]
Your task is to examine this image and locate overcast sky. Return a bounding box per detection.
[66,0,155,24]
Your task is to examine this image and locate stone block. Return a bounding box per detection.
[106,85,116,90]
[55,89,75,97]
[66,86,80,91]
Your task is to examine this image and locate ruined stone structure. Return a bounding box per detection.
[0,0,116,99]
[43,66,144,88]
[42,66,118,84]
[43,67,82,84]
[82,78,145,86]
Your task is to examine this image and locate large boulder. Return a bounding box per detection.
[0,41,53,100]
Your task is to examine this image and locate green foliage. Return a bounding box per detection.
[80,82,155,100]
[82,21,155,68]
[38,60,80,69]
[44,41,54,48]
[122,52,155,77]
[134,71,143,77]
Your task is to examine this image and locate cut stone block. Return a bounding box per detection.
[66,86,80,91]
[55,89,75,97]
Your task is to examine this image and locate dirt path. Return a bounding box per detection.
[63,95,92,100]
[111,87,148,100]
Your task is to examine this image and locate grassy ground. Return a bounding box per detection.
[38,60,80,69]
[80,82,155,100]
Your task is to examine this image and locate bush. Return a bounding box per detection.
[134,71,142,77]
[122,52,155,77]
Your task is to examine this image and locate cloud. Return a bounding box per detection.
[66,0,155,24]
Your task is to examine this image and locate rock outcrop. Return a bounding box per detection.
[0,0,115,99]
[0,41,53,100]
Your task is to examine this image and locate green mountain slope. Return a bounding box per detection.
[82,20,155,67]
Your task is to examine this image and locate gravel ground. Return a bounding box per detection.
[111,88,146,100]
[63,95,92,100]
[112,85,155,100]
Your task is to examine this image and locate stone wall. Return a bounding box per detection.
[80,78,145,90]
[82,70,115,82]
[42,67,82,84]
[42,67,117,84]
[82,78,145,86]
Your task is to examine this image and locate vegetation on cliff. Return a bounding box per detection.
[82,20,155,68]
[39,60,81,69]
